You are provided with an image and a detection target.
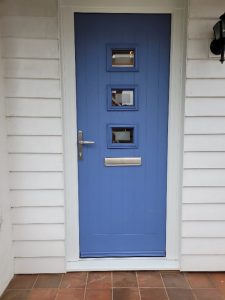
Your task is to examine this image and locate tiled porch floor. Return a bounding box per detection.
[1,271,225,300]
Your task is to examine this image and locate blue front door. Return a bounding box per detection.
[75,13,171,258]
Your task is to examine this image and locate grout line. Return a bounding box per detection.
[136,271,141,300]
[111,272,113,300]
[31,274,39,289]
[83,272,88,300]
[160,272,170,300]
[55,273,64,300]
[184,273,198,300]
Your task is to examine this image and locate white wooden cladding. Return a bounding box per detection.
[184,152,225,169]
[6,99,61,117]
[5,79,61,98]
[187,40,210,60]
[189,0,225,18]
[185,117,225,134]
[0,0,58,18]
[13,224,65,240]
[8,136,63,153]
[182,238,225,255]
[7,118,62,136]
[181,0,225,271]
[4,59,60,79]
[183,187,225,203]
[183,204,225,221]
[11,190,64,207]
[10,173,64,190]
[186,79,225,97]
[14,257,65,274]
[12,207,64,224]
[0,17,58,38]
[0,2,65,273]
[184,170,225,186]
[2,38,59,59]
[181,255,225,272]
[185,99,225,116]
[182,221,225,237]
[187,61,225,79]
[14,241,65,257]
[184,135,225,152]
[9,154,63,172]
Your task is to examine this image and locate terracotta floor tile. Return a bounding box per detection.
[85,289,112,300]
[113,288,139,300]
[193,288,225,300]
[161,271,189,288]
[185,272,216,288]
[1,290,30,300]
[137,271,163,287]
[34,274,62,288]
[87,272,112,289]
[140,288,167,300]
[60,272,87,288]
[217,286,225,297]
[113,272,138,287]
[56,288,84,300]
[28,289,57,300]
[7,275,37,289]
[210,273,225,288]
[166,288,196,300]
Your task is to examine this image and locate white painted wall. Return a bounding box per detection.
[0,20,13,295]
[0,0,65,274]
[181,0,225,271]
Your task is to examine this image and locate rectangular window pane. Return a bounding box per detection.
[112,89,134,106]
[112,127,134,144]
[112,49,135,67]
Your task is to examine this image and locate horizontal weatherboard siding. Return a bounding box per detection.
[7,118,62,136]
[6,99,61,117]
[183,187,225,203]
[11,190,64,207]
[182,0,225,271]
[183,204,225,221]
[0,17,58,38]
[185,117,225,134]
[9,154,63,172]
[12,207,64,224]
[1,4,65,274]
[182,221,225,237]
[185,99,225,117]
[4,59,60,79]
[13,224,65,241]
[184,152,225,168]
[182,238,225,255]
[14,241,65,257]
[2,38,59,59]
[5,79,61,98]
[14,257,65,274]
[184,135,225,152]
[9,172,64,190]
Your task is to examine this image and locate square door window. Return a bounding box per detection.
[107,44,138,72]
[107,85,138,111]
[107,125,137,149]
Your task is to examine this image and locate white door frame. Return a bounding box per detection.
[59,0,187,271]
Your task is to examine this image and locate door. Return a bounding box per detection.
[75,13,171,258]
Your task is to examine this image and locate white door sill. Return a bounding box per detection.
[67,258,179,271]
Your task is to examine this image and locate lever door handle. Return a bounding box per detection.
[77,130,95,160]
[79,140,95,145]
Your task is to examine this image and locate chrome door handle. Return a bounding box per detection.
[78,130,95,160]
[79,140,95,145]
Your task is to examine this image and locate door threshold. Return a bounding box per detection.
[67,258,179,271]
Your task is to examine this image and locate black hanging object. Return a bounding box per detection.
[210,13,225,64]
